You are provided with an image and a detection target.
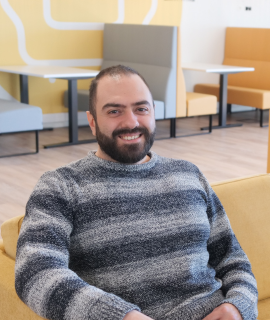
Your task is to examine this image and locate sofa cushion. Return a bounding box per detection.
[0,250,45,319]
[224,27,270,91]
[0,239,4,251]
[258,298,270,320]
[186,92,217,116]
[211,174,270,301]
[194,84,270,110]
[1,215,24,260]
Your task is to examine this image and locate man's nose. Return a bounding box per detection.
[122,110,139,129]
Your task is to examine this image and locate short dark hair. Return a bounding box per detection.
[89,65,153,120]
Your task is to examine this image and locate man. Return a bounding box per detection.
[15,65,258,320]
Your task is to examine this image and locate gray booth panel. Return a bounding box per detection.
[0,99,43,134]
[103,24,177,68]
[102,24,178,119]
[64,24,178,120]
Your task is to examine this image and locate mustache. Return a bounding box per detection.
[112,127,149,138]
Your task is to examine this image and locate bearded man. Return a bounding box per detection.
[15,65,258,320]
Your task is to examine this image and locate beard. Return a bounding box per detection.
[95,123,156,164]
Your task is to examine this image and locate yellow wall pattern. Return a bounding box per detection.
[0,0,182,115]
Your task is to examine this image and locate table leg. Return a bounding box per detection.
[219,74,228,126]
[170,118,176,138]
[201,73,242,130]
[44,78,96,148]
[20,75,29,104]
[68,79,78,143]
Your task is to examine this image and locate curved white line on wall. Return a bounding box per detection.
[142,0,158,25]
[43,0,125,29]
[114,0,125,23]
[43,0,104,30]
[0,0,102,67]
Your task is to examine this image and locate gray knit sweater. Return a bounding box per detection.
[15,151,258,320]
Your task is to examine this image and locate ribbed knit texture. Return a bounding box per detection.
[15,151,258,320]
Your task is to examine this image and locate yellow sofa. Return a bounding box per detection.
[268,116,270,173]
[1,174,270,320]
[194,27,270,127]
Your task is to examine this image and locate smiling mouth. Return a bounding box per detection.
[120,133,142,141]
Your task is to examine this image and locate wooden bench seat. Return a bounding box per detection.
[194,27,270,127]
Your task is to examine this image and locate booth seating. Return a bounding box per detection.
[194,27,270,127]
[1,173,270,319]
[0,99,43,158]
[64,24,217,137]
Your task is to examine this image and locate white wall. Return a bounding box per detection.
[181,0,270,111]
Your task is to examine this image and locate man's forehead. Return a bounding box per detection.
[98,73,142,86]
[96,73,152,99]
[109,73,122,82]
[94,72,154,122]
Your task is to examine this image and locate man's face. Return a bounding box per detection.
[87,74,156,164]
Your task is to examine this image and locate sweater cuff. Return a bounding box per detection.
[93,292,141,320]
[219,292,258,320]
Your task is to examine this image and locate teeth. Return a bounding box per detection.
[122,135,140,140]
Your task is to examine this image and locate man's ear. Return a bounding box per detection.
[86,111,96,136]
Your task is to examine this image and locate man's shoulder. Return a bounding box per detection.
[39,152,94,183]
[154,153,201,174]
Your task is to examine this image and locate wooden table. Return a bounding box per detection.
[0,65,98,148]
[182,63,254,129]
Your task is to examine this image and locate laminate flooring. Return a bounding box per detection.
[0,110,269,229]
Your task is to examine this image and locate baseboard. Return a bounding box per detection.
[42,112,89,128]
[231,104,256,112]
[216,103,256,113]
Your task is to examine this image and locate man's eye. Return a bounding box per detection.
[138,107,148,112]
[108,110,119,114]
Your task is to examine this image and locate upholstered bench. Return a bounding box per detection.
[0,99,43,157]
[186,92,217,118]
[194,27,270,127]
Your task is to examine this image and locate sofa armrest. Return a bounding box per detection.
[0,239,4,251]
[1,215,24,260]
[258,298,270,320]
[0,249,45,319]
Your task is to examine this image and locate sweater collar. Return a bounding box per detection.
[87,150,158,172]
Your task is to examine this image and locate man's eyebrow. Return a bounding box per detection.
[102,103,124,110]
[132,100,151,106]
[102,100,151,110]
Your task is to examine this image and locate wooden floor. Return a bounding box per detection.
[0,110,269,230]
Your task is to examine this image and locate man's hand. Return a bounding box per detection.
[202,303,242,320]
[123,310,154,320]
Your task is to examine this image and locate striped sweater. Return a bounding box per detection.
[15,151,258,320]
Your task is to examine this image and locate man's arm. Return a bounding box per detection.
[200,173,258,320]
[15,171,140,320]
